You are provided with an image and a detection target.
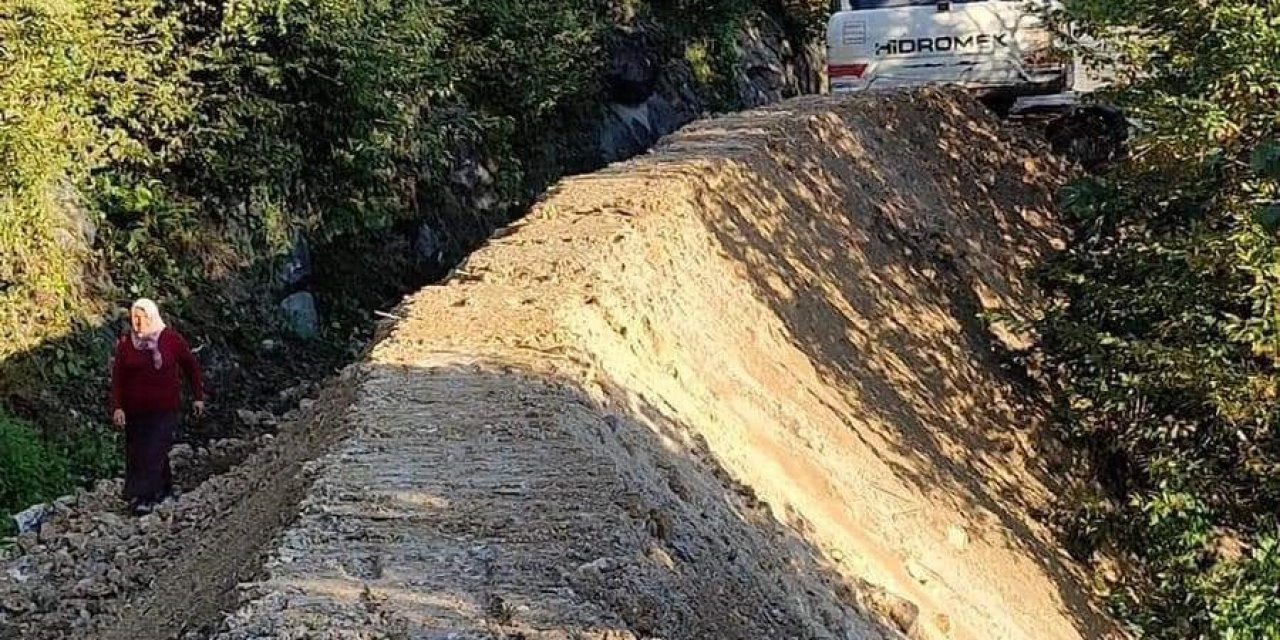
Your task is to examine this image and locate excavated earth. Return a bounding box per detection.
[1,90,1124,640]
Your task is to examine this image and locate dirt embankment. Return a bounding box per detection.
[2,89,1122,640]
[218,90,1120,639]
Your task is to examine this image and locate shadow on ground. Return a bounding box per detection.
[203,361,904,640]
[550,92,1113,638]
[688,95,1113,637]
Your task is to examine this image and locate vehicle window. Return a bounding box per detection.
[847,0,991,8]
[849,0,934,7]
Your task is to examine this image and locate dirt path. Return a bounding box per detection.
[217,362,890,638]
[4,89,1123,640]
[0,372,360,640]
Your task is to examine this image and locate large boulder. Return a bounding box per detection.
[279,292,319,340]
[735,12,817,108]
[597,94,700,165]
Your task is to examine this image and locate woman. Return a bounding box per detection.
[110,298,205,515]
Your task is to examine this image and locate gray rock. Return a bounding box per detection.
[597,94,698,165]
[279,235,312,288]
[865,586,920,637]
[414,223,444,267]
[645,94,694,140]
[599,101,655,164]
[577,557,619,576]
[447,147,502,217]
[5,557,35,584]
[280,292,319,340]
[449,156,494,193]
[735,13,792,108]
[12,504,52,535]
[236,409,262,428]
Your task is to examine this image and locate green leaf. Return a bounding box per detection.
[1250,141,1280,179]
[1254,204,1280,233]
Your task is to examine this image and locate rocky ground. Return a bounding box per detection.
[0,373,359,640]
[3,89,1123,640]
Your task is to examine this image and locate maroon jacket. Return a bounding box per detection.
[110,328,204,415]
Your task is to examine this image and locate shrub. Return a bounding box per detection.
[0,412,71,524]
[1032,1,1280,637]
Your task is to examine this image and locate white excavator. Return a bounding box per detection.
[826,0,1130,171]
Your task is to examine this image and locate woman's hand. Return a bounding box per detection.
[113,409,126,430]
[194,400,206,418]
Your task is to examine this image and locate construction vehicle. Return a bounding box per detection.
[826,0,1130,170]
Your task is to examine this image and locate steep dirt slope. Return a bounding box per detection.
[214,90,1120,639]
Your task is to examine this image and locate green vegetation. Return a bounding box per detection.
[0,0,792,518]
[0,411,71,537]
[1031,2,1280,637]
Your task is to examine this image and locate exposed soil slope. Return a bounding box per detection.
[2,89,1121,640]
[219,90,1120,639]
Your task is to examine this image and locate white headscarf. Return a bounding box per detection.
[130,298,168,369]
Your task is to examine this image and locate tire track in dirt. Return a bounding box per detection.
[217,362,889,639]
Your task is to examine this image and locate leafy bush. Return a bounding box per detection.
[0,412,71,525]
[1032,1,1280,637]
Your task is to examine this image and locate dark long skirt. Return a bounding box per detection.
[124,411,177,503]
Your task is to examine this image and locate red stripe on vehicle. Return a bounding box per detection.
[828,63,868,78]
